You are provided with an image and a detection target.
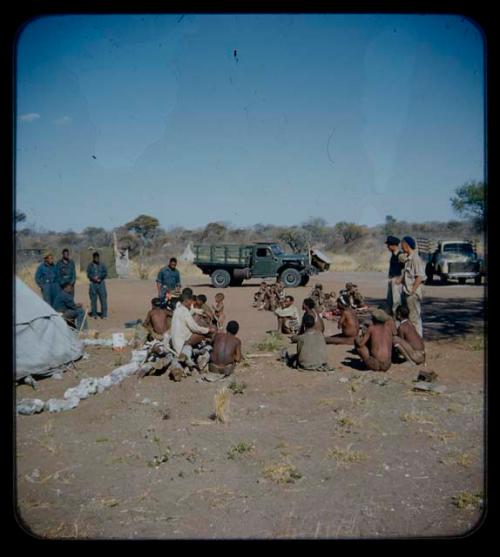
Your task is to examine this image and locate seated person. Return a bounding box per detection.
[310,283,325,312]
[191,294,215,328]
[274,280,286,304]
[291,298,324,342]
[354,308,396,372]
[274,295,300,334]
[393,305,426,365]
[253,282,268,307]
[283,313,328,371]
[53,282,87,330]
[143,297,171,340]
[325,299,360,345]
[170,292,217,356]
[212,292,226,329]
[209,320,242,376]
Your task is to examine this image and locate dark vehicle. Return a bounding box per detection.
[193,243,331,288]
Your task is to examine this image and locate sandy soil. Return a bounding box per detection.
[15,272,486,539]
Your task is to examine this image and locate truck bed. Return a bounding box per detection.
[193,244,252,266]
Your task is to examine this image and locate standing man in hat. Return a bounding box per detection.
[399,236,425,337]
[156,257,181,301]
[35,252,58,307]
[86,251,108,319]
[385,236,405,317]
[55,248,76,297]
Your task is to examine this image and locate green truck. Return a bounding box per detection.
[193,243,331,288]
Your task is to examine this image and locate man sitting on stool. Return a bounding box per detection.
[53,282,87,331]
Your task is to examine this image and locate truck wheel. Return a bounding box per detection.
[280,268,302,288]
[211,269,231,288]
[300,274,310,287]
[458,278,466,285]
[474,276,482,285]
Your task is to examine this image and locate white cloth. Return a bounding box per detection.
[274,305,300,321]
[170,304,209,355]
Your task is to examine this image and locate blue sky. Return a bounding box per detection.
[15,13,485,232]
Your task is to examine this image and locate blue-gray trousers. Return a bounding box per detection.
[89,282,108,317]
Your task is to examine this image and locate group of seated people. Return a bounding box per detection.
[275,284,425,372]
[253,280,286,311]
[142,288,241,377]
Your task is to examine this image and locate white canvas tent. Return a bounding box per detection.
[179,242,195,263]
[15,277,83,380]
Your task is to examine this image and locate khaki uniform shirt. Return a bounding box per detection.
[402,251,426,298]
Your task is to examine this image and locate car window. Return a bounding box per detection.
[256,248,270,257]
[443,243,473,254]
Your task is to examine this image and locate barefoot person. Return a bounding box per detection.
[393,305,426,365]
[143,297,172,341]
[283,313,329,371]
[209,320,242,376]
[274,295,300,334]
[325,299,359,345]
[354,308,396,372]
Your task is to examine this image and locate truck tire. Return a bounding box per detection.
[458,278,466,285]
[280,268,302,288]
[211,269,231,288]
[474,276,482,285]
[300,274,310,287]
[440,274,448,285]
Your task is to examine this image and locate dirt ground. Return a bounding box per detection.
[15,272,486,539]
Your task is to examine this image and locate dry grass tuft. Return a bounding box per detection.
[227,441,255,460]
[327,446,366,467]
[213,387,231,423]
[439,452,474,468]
[400,412,435,425]
[254,332,288,352]
[263,463,303,484]
[452,491,483,510]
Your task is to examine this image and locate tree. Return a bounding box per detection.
[334,222,366,244]
[82,226,110,246]
[450,181,486,231]
[278,227,311,253]
[382,215,398,236]
[200,222,228,243]
[124,214,160,246]
[302,217,329,244]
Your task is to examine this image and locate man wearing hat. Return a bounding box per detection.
[34,252,58,307]
[399,236,425,337]
[385,236,405,317]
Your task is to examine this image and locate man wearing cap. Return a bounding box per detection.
[55,248,76,297]
[34,253,58,307]
[86,251,108,319]
[398,236,425,337]
[385,236,405,317]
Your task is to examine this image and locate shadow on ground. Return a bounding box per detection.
[366,296,485,342]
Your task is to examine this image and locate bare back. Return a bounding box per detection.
[147,307,171,335]
[363,322,393,362]
[399,320,424,351]
[211,333,241,366]
[340,309,359,337]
